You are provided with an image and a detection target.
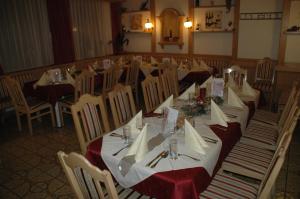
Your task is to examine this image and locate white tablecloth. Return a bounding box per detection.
[101,117,222,188]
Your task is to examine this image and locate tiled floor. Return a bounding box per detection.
[0,111,299,198]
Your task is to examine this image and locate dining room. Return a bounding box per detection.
[0,0,300,198]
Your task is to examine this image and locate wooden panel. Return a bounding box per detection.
[278,0,291,65]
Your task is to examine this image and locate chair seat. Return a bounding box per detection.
[222,142,274,179]
[26,97,51,110]
[252,109,280,125]
[200,171,259,199]
[242,121,278,146]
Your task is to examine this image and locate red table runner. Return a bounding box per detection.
[86,122,242,199]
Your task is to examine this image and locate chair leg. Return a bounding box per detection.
[50,107,55,128]
[59,104,65,127]
[37,111,42,122]
[16,111,22,132]
[26,113,33,135]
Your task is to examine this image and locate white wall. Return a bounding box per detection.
[238,0,282,59]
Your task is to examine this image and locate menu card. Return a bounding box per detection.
[211,78,224,97]
[163,107,178,134]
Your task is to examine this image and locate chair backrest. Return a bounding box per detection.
[108,84,137,128]
[142,75,164,113]
[57,151,119,199]
[278,82,299,126]
[223,65,247,87]
[71,94,110,154]
[102,66,118,94]
[255,57,275,83]
[160,68,178,99]
[4,76,29,112]
[125,60,140,87]
[258,124,295,199]
[74,70,95,101]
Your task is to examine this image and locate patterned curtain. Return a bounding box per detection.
[69,0,113,60]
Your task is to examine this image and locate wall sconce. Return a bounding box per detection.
[145,19,153,31]
[184,17,193,29]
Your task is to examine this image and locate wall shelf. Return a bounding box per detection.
[158,41,184,49]
[192,30,234,33]
[284,31,300,35]
[194,5,235,8]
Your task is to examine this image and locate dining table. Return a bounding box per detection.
[22,68,125,127]
[85,94,256,199]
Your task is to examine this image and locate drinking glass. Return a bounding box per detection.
[169,138,178,160]
[123,126,131,144]
[136,117,144,130]
[188,92,194,105]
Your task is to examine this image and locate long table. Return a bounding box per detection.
[86,120,244,199]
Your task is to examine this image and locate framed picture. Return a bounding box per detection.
[130,14,143,31]
[205,10,223,30]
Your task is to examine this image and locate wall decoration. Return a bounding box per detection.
[240,12,282,20]
[205,10,223,30]
[130,14,143,31]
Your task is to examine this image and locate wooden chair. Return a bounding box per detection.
[108,84,137,128]
[4,76,55,135]
[101,65,119,98]
[240,92,299,151]
[71,94,110,154]
[253,57,276,106]
[57,151,145,199]
[125,60,140,104]
[221,111,298,181]
[201,127,292,199]
[141,75,164,113]
[251,81,298,126]
[159,68,179,99]
[60,70,95,126]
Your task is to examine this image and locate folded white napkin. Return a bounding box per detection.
[227,75,238,90]
[200,61,212,72]
[228,87,244,108]
[34,72,50,89]
[154,95,173,114]
[66,72,75,86]
[69,65,76,74]
[193,59,200,67]
[211,100,230,127]
[200,76,212,88]
[126,124,149,162]
[88,65,96,73]
[242,79,256,96]
[151,56,158,64]
[185,119,208,154]
[171,58,178,65]
[178,83,196,100]
[91,61,99,70]
[127,111,143,136]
